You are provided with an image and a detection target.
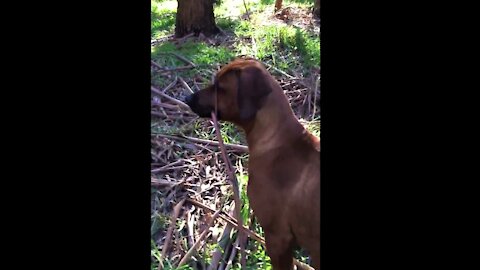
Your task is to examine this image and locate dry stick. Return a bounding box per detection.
[178,76,195,94]
[210,112,247,270]
[151,61,195,72]
[312,76,320,121]
[186,199,237,226]
[155,133,249,153]
[187,198,264,246]
[193,79,202,91]
[159,198,186,270]
[216,25,228,36]
[154,77,178,94]
[175,32,195,43]
[218,238,233,270]
[223,203,246,270]
[224,238,240,270]
[184,136,248,153]
[157,51,196,67]
[153,164,192,172]
[251,36,257,57]
[179,231,213,267]
[153,102,181,110]
[174,228,183,260]
[194,143,215,154]
[151,111,167,118]
[151,34,174,45]
[151,60,164,70]
[187,210,196,250]
[151,159,184,173]
[170,52,196,67]
[294,260,315,270]
[151,86,190,110]
[208,223,233,270]
[151,112,194,121]
[263,62,297,79]
[208,203,235,270]
[151,178,178,187]
[177,208,222,267]
[242,0,250,20]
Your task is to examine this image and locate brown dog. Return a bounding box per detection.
[185,58,320,270]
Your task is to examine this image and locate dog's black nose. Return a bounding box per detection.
[184,94,194,106]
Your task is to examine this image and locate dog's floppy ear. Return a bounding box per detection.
[235,66,272,120]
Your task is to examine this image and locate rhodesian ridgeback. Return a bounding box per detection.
[185,58,320,270]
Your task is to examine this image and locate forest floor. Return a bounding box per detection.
[151,1,320,269]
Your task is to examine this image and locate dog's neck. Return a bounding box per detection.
[242,90,305,155]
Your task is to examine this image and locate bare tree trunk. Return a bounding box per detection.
[314,0,320,18]
[175,0,219,38]
[275,0,283,12]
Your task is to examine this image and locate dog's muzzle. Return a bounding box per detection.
[184,94,194,106]
[184,93,216,118]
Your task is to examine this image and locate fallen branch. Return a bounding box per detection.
[187,210,196,251]
[224,238,240,270]
[312,75,320,120]
[208,215,234,270]
[178,76,194,94]
[170,52,196,67]
[155,133,249,153]
[155,164,192,172]
[151,178,179,187]
[151,60,164,70]
[186,198,264,245]
[159,198,186,270]
[151,111,166,118]
[151,35,174,45]
[151,159,184,173]
[175,32,195,43]
[153,102,182,110]
[152,52,196,71]
[264,62,297,79]
[211,111,247,270]
[242,0,250,20]
[177,207,222,267]
[166,76,179,90]
[151,86,190,110]
[294,260,315,270]
[218,235,234,270]
[151,62,195,72]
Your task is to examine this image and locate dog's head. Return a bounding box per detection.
[185,58,273,125]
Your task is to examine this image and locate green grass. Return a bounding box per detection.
[304,118,321,137]
[214,0,245,18]
[152,41,236,69]
[216,17,241,33]
[152,239,195,270]
[151,0,177,39]
[235,23,320,68]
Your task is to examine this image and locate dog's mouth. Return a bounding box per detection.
[185,94,221,119]
[192,106,216,118]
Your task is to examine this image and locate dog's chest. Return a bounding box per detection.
[246,161,296,226]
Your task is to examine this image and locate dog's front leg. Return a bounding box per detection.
[264,230,295,270]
